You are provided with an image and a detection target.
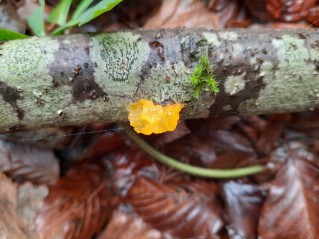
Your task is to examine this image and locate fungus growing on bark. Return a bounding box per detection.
[128,99,184,135]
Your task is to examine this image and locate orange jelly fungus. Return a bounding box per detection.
[128,99,184,135]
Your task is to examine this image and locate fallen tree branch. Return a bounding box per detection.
[0,28,319,132]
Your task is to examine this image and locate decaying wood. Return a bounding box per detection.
[0,28,319,132]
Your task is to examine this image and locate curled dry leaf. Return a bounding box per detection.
[125,176,223,239]
[36,163,111,239]
[0,140,60,185]
[99,210,162,239]
[220,180,266,238]
[258,156,319,238]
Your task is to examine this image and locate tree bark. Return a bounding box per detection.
[0,28,319,132]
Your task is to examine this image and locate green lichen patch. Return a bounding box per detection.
[91,32,149,98]
[189,56,218,98]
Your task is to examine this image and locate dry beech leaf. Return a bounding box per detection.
[144,0,221,29]
[0,0,26,33]
[0,173,47,239]
[266,0,316,22]
[258,156,319,238]
[110,149,160,197]
[307,6,319,26]
[244,0,316,23]
[99,210,162,239]
[36,163,111,239]
[125,176,223,239]
[0,173,29,239]
[220,180,266,238]
[82,132,125,161]
[164,127,257,170]
[255,114,290,155]
[0,140,60,185]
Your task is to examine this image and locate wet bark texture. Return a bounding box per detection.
[0,28,319,132]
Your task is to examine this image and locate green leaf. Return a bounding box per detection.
[51,19,79,35]
[72,0,94,20]
[27,0,46,36]
[52,0,123,35]
[0,27,29,40]
[48,0,72,25]
[76,0,123,26]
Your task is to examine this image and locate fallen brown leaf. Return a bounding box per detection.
[258,156,319,238]
[125,176,223,239]
[0,173,47,239]
[99,210,162,239]
[220,180,266,238]
[144,0,229,29]
[36,163,111,239]
[0,140,60,185]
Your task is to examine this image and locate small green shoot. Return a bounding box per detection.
[190,56,219,98]
[122,124,265,179]
[24,0,124,36]
[52,0,123,35]
[0,28,30,41]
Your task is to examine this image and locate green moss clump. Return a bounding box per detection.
[190,56,218,98]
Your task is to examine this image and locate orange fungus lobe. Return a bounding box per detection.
[128,99,184,135]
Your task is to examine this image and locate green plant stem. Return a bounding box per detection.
[122,124,265,179]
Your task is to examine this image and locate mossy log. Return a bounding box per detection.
[0,28,319,132]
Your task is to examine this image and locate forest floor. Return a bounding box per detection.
[1,0,319,238]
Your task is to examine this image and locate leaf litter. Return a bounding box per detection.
[3,0,319,238]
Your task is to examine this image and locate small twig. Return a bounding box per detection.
[121,124,266,179]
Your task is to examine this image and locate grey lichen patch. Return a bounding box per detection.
[0,37,59,84]
[238,99,257,114]
[62,96,128,125]
[218,31,239,41]
[138,62,192,103]
[232,43,244,57]
[256,35,319,112]
[0,37,66,126]
[224,74,246,95]
[22,85,74,126]
[203,31,238,46]
[91,32,150,97]
[0,101,19,130]
[203,32,222,47]
[309,46,319,62]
